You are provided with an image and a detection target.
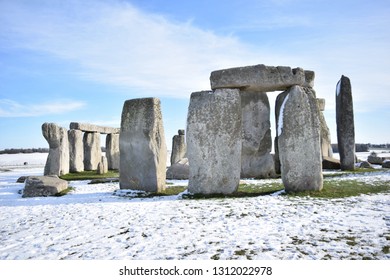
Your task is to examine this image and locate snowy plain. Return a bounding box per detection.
[0,152,389,260]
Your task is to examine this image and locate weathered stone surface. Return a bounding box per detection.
[317,99,333,158]
[358,161,373,169]
[367,154,383,165]
[187,89,241,194]
[23,176,68,197]
[336,75,355,170]
[68,129,84,172]
[16,176,27,183]
[166,158,189,180]
[277,86,323,191]
[274,90,290,175]
[42,123,69,176]
[170,130,187,165]
[70,122,120,134]
[322,156,341,169]
[83,132,101,171]
[210,64,306,92]
[119,98,167,192]
[304,70,315,88]
[240,91,275,178]
[382,160,390,168]
[106,133,120,170]
[97,162,104,175]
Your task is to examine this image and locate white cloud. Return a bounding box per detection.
[0,99,86,117]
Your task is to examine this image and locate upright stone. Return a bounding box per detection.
[240,91,275,178]
[317,98,333,158]
[170,129,186,165]
[106,133,120,170]
[336,75,355,170]
[187,89,241,194]
[68,129,84,172]
[83,132,101,171]
[277,86,323,191]
[42,123,69,176]
[119,98,167,192]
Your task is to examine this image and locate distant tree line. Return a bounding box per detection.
[0,148,49,154]
[331,143,389,153]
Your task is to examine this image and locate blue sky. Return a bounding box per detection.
[1,0,389,150]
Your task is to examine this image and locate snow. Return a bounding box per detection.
[0,154,389,260]
[277,93,289,137]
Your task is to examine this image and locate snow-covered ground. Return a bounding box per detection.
[0,152,389,260]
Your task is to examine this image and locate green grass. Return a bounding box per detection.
[60,170,119,181]
[323,168,384,178]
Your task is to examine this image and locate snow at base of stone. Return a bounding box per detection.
[336,80,341,96]
[277,93,289,136]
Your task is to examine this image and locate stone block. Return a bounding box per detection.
[106,133,120,170]
[187,89,241,194]
[23,176,68,197]
[83,132,101,171]
[70,122,120,134]
[119,98,167,192]
[68,129,84,172]
[170,130,186,165]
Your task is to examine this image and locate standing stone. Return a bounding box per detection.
[317,98,333,158]
[68,129,84,172]
[336,75,355,170]
[83,132,101,171]
[97,156,108,175]
[170,129,186,165]
[274,90,290,175]
[119,98,167,192]
[277,86,323,192]
[42,123,69,176]
[106,133,120,170]
[187,89,241,194]
[240,91,275,178]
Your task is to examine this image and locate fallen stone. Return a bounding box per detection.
[119,97,167,192]
[336,75,355,170]
[240,90,275,178]
[210,64,306,92]
[166,158,189,180]
[367,155,383,165]
[382,160,390,168]
[322,156,341,169]
[16,176,27,183]
[187,89,241,194]
[70,122,120,134]
[42,123,69,176]
[358,161,373,169]
[23,176,68,198]
[277,86,323,191]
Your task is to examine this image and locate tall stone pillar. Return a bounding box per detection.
[119,98,167,192]
[68,129,84,172]
[42,123,69,176]
[277,86,323,192]
[336,75,355,170]
[240,91,275,178]
[83,132,101,171]
[106,133,120,170]
[170,129,186,165]
[317,98,333,158]
[187,89,241,194]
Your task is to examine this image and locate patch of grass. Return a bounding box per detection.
[60,170,119,181]
[323,168,385,178]
[287,179,390,198]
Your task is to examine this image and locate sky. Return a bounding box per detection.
[0,0,389,150]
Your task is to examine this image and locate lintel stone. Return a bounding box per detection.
[70,122,120,134]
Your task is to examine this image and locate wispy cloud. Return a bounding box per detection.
[0,99,86,117]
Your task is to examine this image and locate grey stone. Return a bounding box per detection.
[102,156,108,173]
[68,129,84,172]
[119,98,167,192]
[166,158,189,180]
[69,122,120,134]
[178,129,185,136]
[336,75,355,170]
[382,160,390,168]
[277,86,323,191]
[240,91,275,178]
[210,64,306,92]
[106,133,120,170]
[97,162,104,175]
[23,176,68,197]
[274,90,290,175]
[170,130,186,165]
[367,154,383,165]
[358,161,373,169]
[187,89,241,194]
[322,156,341,169]
[317,98,326,111]
[16,176,27,183]
[42,123,69,176]
[317,99,333,158]
[83,132,101,171]
[304,70,315,88]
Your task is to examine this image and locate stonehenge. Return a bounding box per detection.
[119,98,167,193]
[336,75,355,170]
[42,122,120,176]
[170,129,186,165]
